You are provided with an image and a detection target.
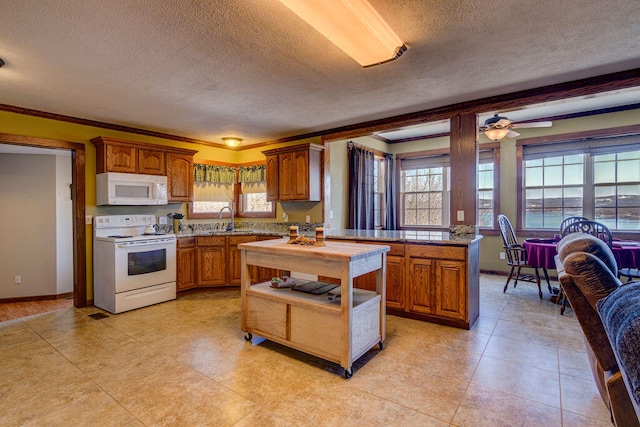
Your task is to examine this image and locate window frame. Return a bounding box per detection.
[188,160,275,219]
[397,144,500,231]
[516,125,640,238]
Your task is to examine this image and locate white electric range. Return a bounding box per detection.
[93,214,177,314]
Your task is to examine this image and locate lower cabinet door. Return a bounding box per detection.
[197,247,226,286]
[408,258,435,315]
[434,260,466,321]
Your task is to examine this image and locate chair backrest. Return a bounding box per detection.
[560,216,589,233]
[497,214,518,247]
[561,219,613,248]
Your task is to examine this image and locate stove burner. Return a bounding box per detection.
[107,235,134,238]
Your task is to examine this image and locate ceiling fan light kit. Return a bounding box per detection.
[278,0,406,67]
[482,113,552,140]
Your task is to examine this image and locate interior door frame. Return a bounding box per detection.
[0,133,87,308]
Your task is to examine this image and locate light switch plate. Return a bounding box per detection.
[85,215,92,225]
[457,210,464,221]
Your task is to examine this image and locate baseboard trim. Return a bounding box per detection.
[0,292,73,304]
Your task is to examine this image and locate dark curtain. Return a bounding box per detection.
[348,142,375,230]
[383,153,396,230]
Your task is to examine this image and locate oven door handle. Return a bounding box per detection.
[116,238,175,248]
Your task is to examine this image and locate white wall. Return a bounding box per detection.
[0,153,72,298]
[56,154,73,294]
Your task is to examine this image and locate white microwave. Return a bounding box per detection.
[96,172,168,206]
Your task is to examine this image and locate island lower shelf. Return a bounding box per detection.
[245,282,382,364]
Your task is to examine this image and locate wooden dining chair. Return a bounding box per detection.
[558,219,613,314]
[559,216,589,234]
[497,214,543,299]
[561,220,613,247]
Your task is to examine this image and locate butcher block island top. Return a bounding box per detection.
[239,238,390,378]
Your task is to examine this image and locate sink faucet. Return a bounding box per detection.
[218,206,235,231]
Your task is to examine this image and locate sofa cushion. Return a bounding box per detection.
[558,233,618,276]
[563,252,621,309]
[598,281,640,419]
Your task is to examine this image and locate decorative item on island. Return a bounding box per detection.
[287,225,325,246]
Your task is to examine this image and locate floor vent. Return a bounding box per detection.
[88,312,109,320]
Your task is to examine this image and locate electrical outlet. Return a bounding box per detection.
[457,210,464,221]
[158,216,168,225]
[330,211,334,219]
[305,215,310,223]
[14,275,21,284]
[85,215,92,225]
[500,252,506,260]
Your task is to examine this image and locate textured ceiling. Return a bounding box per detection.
[1,0,639,147]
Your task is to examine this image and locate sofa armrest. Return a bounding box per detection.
[598,282,640,421]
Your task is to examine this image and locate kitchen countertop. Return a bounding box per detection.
[177,228,482,245]
[323,229,482,245]
[176,230,287,238]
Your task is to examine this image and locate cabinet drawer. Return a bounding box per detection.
[409,244,466,261]
[197,236,226,247]
[177,237,195,248]
[229,235,257,245]
[358,241,404,256]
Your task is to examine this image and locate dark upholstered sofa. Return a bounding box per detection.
[555,233,640,427]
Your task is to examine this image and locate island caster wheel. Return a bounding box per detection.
[244,333,253,342]
[378,341,385,350]
[344,368,353,379]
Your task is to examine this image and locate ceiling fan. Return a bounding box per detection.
[481,114,552,141]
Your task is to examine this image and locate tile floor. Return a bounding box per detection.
[0,274,614,426]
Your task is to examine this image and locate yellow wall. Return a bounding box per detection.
[3,107,639,298]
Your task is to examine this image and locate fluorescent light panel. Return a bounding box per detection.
[279,0,406,67]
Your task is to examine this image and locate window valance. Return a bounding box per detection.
[238,165,266,183]
[194,164,236,183]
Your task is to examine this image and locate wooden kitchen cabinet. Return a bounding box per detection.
[265,155,279,202]
[228,235,257,284]
[167,153,194,203]
[196,236,226,286]
[407,244,474,327]
[138,149,166,175]
[325,237,479,329]
[176,237,196,291]
[91,137,197,197]
[262,143,323,202]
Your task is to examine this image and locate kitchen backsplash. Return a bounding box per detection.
[170,221,324,235]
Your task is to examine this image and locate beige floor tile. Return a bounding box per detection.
[483,334,559,372]
[561,409,615,427]
[560,374,611,422]
[471,355,561,408]
[558,347,593,380]
[0,274,622,427]
[452,383,562,427]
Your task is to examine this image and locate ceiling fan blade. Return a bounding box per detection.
[511,121,553,129]
[494,119,511,128]
[506,130,520,138]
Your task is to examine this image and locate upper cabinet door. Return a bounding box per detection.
[265,155,279,202]
[262,143,323,202]
[105,144,137,173]
[279,152,295,201]
[167,153,193,202]
[138,149,166,175]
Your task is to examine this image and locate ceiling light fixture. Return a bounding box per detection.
[484,128,510,141]
[278,0,406,67]
[222,137,243,147]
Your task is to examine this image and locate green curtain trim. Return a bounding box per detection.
[238,165,266,183]
[193,164,236,183]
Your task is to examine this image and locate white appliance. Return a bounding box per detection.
[93,214,176,314]
[96,172,168,205]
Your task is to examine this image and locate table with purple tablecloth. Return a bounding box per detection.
[523,239,640,270]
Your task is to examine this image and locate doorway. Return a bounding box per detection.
[0,133,86,308]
